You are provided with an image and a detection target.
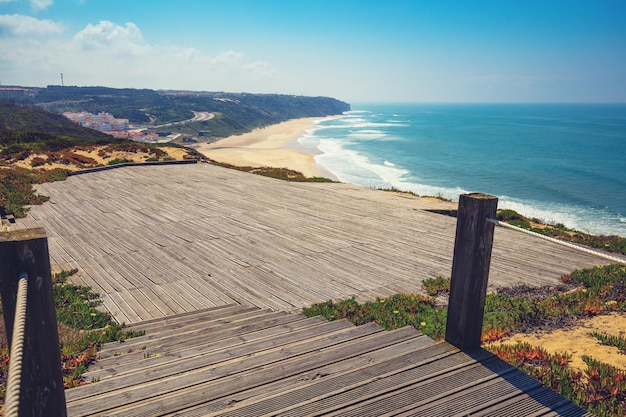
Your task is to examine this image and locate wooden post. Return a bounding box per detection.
[0,228,67,417]
[445,193,498,351]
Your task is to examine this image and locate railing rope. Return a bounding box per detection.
[5,272,29,417]
[0,228,67,416]
[486,217,626,265]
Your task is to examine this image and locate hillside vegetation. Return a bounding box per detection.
[0,102,120,155]
[33,86,350,137]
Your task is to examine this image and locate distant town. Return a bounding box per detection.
[1,86,187,143]
[0,86,36,99]
[62,111,174,143]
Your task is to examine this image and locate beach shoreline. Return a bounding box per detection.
[193,117,339,180]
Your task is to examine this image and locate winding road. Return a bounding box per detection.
[152,110,214,128]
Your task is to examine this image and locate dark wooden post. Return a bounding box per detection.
[0,228,67,417]
[445,193,498,351]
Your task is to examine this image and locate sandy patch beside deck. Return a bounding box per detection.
[12,146,190,172]
[496,312,626,372]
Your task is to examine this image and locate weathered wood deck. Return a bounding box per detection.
[13,162,618,324]
[64,304,590,416]
[9,162,611,415]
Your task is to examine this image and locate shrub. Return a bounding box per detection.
[303,294,447,340]
[0,167,49,217]
[52,270,143,387]
[107,158,132,165]
[496,209,626,255]
[30,156,48,167]
[591,332,626,354]
[422,276,450,296]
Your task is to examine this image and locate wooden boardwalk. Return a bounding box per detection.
[8,162,609,415]
[64,304,590,416]
[13,162,619,324]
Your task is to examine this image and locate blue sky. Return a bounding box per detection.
[1,0,625,103]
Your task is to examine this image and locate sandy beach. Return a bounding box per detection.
[194,117,338,179]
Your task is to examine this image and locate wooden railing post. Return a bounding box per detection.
[0,228,67,417]
[445,193,498,351]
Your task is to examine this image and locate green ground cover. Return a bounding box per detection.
[0,270,142,405]
[304,264,626,417]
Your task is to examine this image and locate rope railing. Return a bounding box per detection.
[0,229,68,415]
[486,217,626,265]
[5,272,29,417]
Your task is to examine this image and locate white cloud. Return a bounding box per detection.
[245,61,277,78]
[73,20,143,50]
[0,18,279,91]
[211,50,244,65]
[1,0,55,10]
[0,14,64,36]
[30,0,53,10]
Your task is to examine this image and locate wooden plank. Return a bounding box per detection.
[125,304,250,331]
[75,258,117,294]
[106,291,144,324]
[143,284,190,316]
[389,372,546,417]
[90,256,142,293]
[98,295,129,325]
[67,325,420,416]
[195,336,444,417]
[66,321,386,414]
[187,275,242,306]
[156,281,206,312]
[118,251,167,285]
[82,315,332,384]
[129,287,176,319]
[319,356,512,416]
[170,278,221,309]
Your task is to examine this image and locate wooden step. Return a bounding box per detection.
[179,339,451,417]
[69,326,426,416]
[67,314,380,405]
[125,303,256,333]
[84,314,327,380]
[65,304,588,416]
[94,307,289,359]
[82,315,342,383]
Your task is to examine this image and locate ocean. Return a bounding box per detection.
[298,103,626,237]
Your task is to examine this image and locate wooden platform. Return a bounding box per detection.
[65,304,590,416]
[9,163,607,415]
[12,162,620,324]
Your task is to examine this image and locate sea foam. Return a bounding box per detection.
[307,104,626,237]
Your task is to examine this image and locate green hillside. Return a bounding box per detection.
[33,86,351,137]
[0,102,121,155]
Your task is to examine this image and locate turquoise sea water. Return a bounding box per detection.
[298,103,626,237]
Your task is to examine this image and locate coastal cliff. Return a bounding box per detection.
[32,86,351,137]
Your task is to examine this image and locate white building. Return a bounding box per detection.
[63,111,129,133]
